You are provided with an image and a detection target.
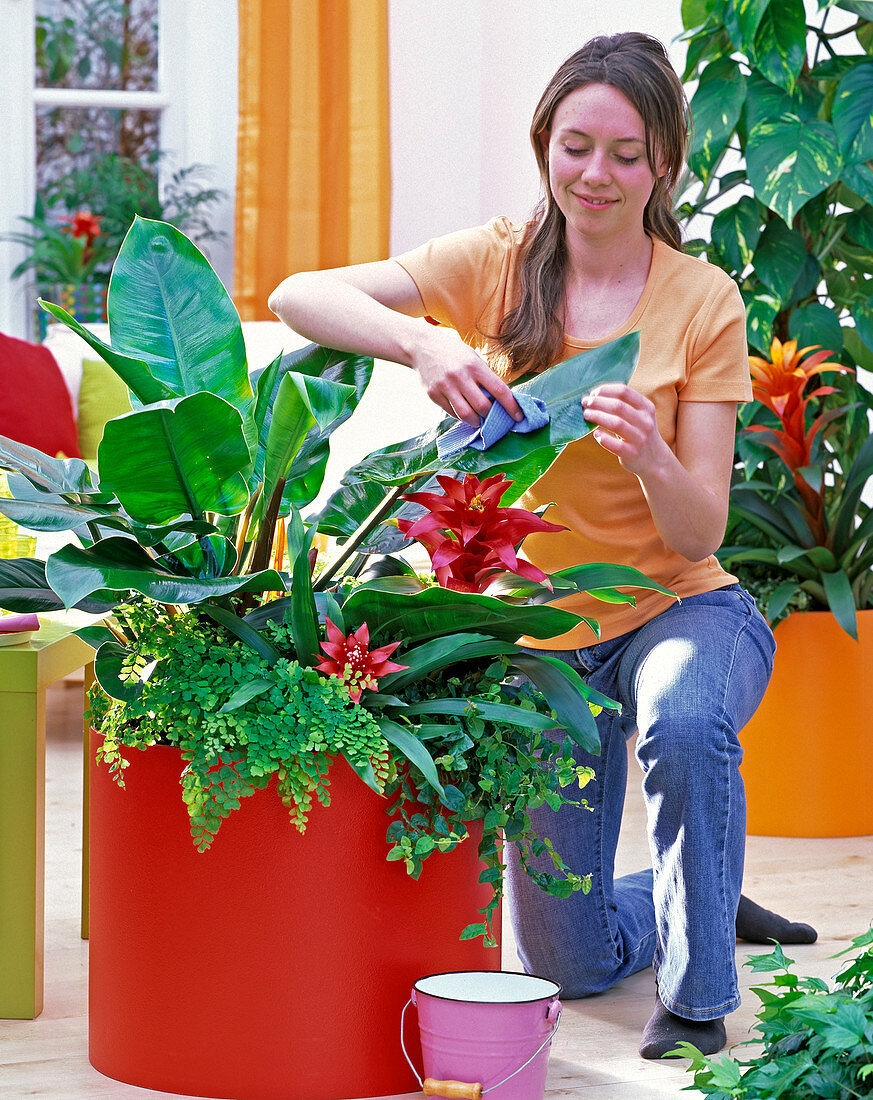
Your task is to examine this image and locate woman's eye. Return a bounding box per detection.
[615,155,640,165]
[563,145,588,157]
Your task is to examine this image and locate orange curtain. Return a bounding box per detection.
[234,0,391,320]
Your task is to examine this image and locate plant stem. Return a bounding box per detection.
[314,477,423,592]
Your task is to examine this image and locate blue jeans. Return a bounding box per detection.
[505,585,776,1021]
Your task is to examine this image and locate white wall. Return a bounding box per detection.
[388,0,685,253]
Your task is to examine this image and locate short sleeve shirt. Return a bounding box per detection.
[396,217,751,645]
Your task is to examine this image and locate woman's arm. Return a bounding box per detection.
[581,384,736,561]
[268,261,522,425]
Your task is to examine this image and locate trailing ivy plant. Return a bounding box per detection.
[674,929,873,1097]
[679,0,873,622]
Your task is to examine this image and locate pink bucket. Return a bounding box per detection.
[401,970,562,1100]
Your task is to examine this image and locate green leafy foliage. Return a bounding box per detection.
[679,2,873,359]
[676,930,873,1097]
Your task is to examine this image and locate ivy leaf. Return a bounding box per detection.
[787,303,844,356]
[712,195,762,272]
[746,115,841,224]
[748,0,807,91]
[752,219,810,303]
[688,57,748,182]
[724,0,772,53]
[833,61,873,164]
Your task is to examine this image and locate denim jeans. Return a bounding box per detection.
[505,584,776,1020]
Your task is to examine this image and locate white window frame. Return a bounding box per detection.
[0,0,237,341]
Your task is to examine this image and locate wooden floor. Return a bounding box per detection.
[2,677,871,1100]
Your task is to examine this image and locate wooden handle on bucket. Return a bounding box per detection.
[423,1078,483,1100]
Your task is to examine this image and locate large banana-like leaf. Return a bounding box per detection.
[97,393,251,524]
[260,372,356,519]
[45,536,285,609]
[36,302,173,407]
[108,218,253,417]
[0,435,98,495]
[342,585,580,646]
[0,495,117,532]
[317,334,638,534]
[0,558,117,613]
[252,344,375,510]
[352,334,639,486]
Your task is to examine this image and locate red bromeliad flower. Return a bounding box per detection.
[62,210,102,249]
[397,472,565,594]
[316,618,408,703]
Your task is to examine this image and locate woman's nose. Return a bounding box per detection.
[582,149,611,184]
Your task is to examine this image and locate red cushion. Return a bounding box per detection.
[0,332,82,459]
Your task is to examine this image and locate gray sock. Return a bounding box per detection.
[736,894,817,944]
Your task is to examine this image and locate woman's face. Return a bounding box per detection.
[541,82,662,249]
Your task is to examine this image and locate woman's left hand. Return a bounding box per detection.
[581,383,668,476]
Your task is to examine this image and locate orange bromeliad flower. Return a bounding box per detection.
[748,337,846,421]
[397,472,565,594]
[316,618,408,703]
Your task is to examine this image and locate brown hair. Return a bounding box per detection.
[495,32,689,375]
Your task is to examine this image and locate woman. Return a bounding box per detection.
[269,32,815,1059]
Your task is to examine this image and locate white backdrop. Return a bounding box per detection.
[387,1,685,253]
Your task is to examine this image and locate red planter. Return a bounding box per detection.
[88,731,500,1100]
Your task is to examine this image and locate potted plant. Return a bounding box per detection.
[674,929,873,1097]
[0,217,668,1100]
[679,0,873,840]
[3,153,224,338]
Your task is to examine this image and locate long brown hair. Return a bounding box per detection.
[495,32,689,375]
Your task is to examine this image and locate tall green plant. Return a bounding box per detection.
[680,0,873,386]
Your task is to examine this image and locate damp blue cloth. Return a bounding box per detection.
[437,393,549,460]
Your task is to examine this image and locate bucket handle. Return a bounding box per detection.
[401,995,562,1097]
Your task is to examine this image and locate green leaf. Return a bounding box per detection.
[724,0,772,51]
[74,625,118,651]
[744,70,822,131]
[45,536,284,608]
[743,288,781,353]
[821,569,858,638]
[747,115,842,223]
[378,718,444,797]
[108,218,253,417]
[787,303,844,355]
[342,585,581,646]
[351,334,639,487]
[753,218,811,302]
[0,494,116,533]
[748,0,807,91]
[402,698,561,730]
[0,557,115,614]
[36,300,174,406]
[98,393,251,524]
[833,61,873,163]
[290,535,320,667]
[217,679,274,713]
[92,639,144,703]
[712,195,762,272]
[199,602,283,663]
[832,0,873,17]
[509,652,603,754]
[251,353,283,437]
[0,435,98,496]
[378,634,518,692]
[689,58,748,182]
[766,580,802,621]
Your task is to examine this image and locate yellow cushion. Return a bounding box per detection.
[77,358,133,461]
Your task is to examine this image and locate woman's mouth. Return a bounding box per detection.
[576,195,616,210]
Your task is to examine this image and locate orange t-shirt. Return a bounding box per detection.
[395,217,752,646]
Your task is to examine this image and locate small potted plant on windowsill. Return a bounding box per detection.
[0,217,667,1100]
[718,337,873,839]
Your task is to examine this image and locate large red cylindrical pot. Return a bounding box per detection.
[741,610,873,837]
[89,731,500,1100]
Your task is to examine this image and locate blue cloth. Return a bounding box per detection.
[436,392,549,460]
[505,585,776,1019]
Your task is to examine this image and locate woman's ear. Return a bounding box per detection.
[538,128,551,159]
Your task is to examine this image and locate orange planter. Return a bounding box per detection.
[88,731,499,1100]
[741,610,873,837]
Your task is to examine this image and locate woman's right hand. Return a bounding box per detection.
[412,325,523,426]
